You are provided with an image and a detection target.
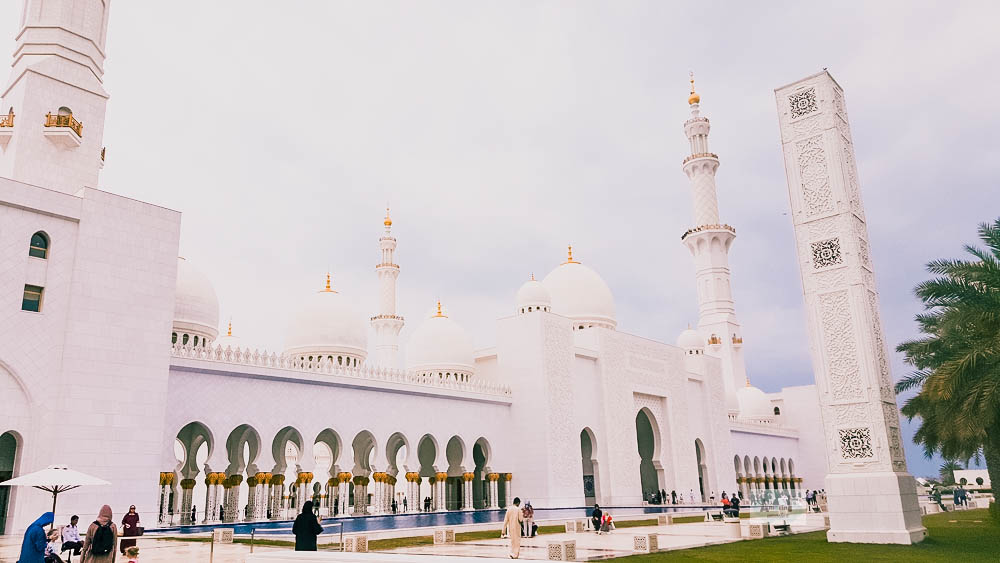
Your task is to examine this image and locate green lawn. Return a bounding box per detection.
[619,509,997,562]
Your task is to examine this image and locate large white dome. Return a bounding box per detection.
[406,303,475,379]
[541,247,616,329]
[737,383,774,420]
[515,276,551,314]
[284,275,368,365]
[173,257,220,344]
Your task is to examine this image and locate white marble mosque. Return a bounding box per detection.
[0,0,863,536]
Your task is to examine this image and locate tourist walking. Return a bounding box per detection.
[61,515,84,556]
[18,512,53,563]
[590,504,602,532]
[403,496,407,512]
[292,500,323,551]
[119,506,140,555]
[81,505,117,563]
[670,490,677,504]
[502,497,524,559]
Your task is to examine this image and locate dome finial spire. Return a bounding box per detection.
[384,204,392,228]
[564,244,579,264]
[434,300,447,318]
[227,319,232,337]
[324,272,333,292]
[688,71,700,105]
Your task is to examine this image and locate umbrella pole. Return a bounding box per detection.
[50,490,58,531]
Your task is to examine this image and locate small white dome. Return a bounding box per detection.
[737,383,773,420]
[406,303,474,377]
[284,275,368,363]
[173,257,220,342]
[515,276,551,313]
[541,247,616,329]
[676,327,703,350]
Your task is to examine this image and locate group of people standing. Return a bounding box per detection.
[18,505,143,563]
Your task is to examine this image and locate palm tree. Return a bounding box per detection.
[896,218,1000,517]
[939,460,963,485]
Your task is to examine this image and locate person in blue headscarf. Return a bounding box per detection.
[17,511,54,563]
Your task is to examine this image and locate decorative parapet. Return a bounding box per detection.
[45,112,83,136]
[680,223,736,241]
[0,108,13,127]
[170,343,512,398]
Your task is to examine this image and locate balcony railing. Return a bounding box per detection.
[45,113,83,136]
[0,109,12,127]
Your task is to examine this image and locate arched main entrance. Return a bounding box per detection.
[0,431,19,534]
[635,409,660,501]
[580,428,600,505]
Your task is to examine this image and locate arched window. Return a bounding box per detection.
[528,307,533,312]
[29,232,49,259]
[57,107,72,116]
[182,334,189,345]
[171,332,177,344]
[338,356,343,365]
[977,477,984,485]
[773,407,781,415]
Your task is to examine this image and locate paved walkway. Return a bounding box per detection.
[387,525,742,560]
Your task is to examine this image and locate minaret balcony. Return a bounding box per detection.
[43,112,83,148]
[682,152,718,165]
[0,109,13,148]
[375,263,400,270]
[680,223,735,241]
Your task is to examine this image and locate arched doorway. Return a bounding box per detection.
[580,428,600,505]
[0,431,19,534]
[473,438,490,508]
[635,409,660,501]
[694,439,709,503]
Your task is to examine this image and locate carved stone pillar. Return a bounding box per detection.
[245,476,258,521]
[503,474,512,507]
[256,473,271,520]
[404,472,420,512]
[775,71,924,544]
[296,472,314,514]
[180,479,196,525]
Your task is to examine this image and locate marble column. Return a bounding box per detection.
[434,472,447,511]
[487,473,499,509]
[269,475,285,520]
[405,473,419,512]
[352,476,368,515]
[503,474,512,507]
[180,479,196,525]
[246,476,258,521]
[337,473,351,516]
[462,473,474,510]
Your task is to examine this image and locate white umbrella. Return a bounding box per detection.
[1,464,110,530]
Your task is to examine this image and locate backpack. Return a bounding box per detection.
[91,521,114,555]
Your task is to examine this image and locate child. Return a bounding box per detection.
[44,528,64,563]
[125,545,140,562]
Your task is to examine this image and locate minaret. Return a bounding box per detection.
[371,207,404,367]
[0,0,111,193]
[680,74,746,412]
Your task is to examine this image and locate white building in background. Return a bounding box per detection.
[1,0,829,533]
[953,470,990,491]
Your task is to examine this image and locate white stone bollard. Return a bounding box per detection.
[657,514,673,526]
[433,529,456,544]
[547,540,576,561]
[633,534,658,553]
[343,535,369,552]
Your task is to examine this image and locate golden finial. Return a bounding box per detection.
[227,320,232,337]
[322,272,336,292]
[688,71,700,105]
[563,245,579,264]
[434,300,447,318]
[530,273,535,281]
[745,376,751,388]
[384,205,392,227]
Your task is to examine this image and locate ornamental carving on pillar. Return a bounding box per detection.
[504,473,512,481]
[819,290,864,401]
[839,427,874,459]
[337,472,352,482]
[180,479,196,490]
[795,134,833,216]
[435,472,448,481]
[810,238,843,269]
[159,472,175,486]
[405,472,420,482]
[271,474,285,486]
[462,472,474,481]
[789,88,818,119]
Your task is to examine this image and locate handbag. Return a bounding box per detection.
[136,526,144,536]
